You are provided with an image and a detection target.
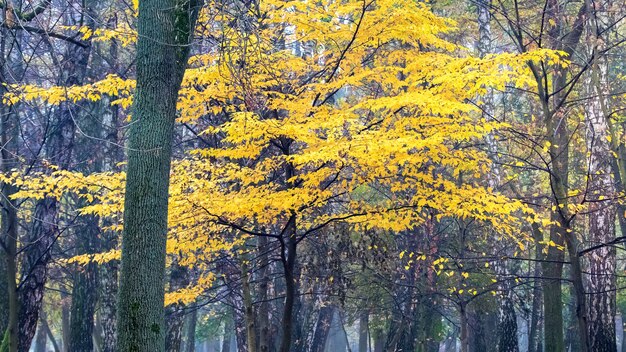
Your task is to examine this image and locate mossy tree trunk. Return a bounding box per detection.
[115,0,201,351]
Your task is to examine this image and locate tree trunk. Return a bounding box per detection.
[166,263,190,352]
[623,316,626,352]
[467,304,491,352]
[0,9,27,352]
[99,247,118,352]
[116,0,200,350]
[535,2,586,350]
[40,313,61,352]
[257,236,270,352]
[68,214,100,352]
[583,6,617,348]
[61,292,70,352]
[34,325,46,352]
[528,225,543,352]
[497,297,519,352]
[184,308,197,352]
[98,98,120,352]
[418,301,441,352]
[279,215,297,352]
[460,303,469,352]
[310,305,334,352]
[96,17,122,352]
[0,90,20,352]
[372,327,384,352]
[542,116,568,352]
[18,196,61,351]
[326,310,347,352]
[0,17,24,352]
[240,258,257,352]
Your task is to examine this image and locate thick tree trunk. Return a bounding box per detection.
[98,99,120,352]
[116,0,200,350]
[96,18,122,352]
[583,7,617,348]
[542,110,568,352]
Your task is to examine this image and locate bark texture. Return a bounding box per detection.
[116,0,201,349]
[497,298,519,352]
[583,1,617,348]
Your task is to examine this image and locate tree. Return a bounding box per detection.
[115,0,202,351]
[581,0,618,350]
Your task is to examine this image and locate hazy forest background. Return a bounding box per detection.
[1,0,626,351]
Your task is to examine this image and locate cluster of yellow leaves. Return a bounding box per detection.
[69,25,137,47]
[2,75,134,108]
[165,273,216,306]
[66,250,121,265]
